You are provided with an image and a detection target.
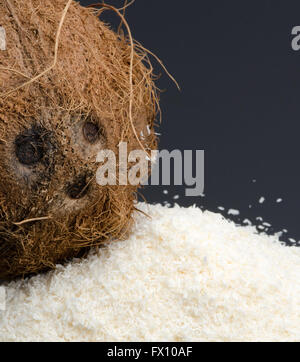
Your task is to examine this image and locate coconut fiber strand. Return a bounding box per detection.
[0,203,299,342]
[0,0,158,279]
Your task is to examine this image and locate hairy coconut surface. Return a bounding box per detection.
[0,0,159,280]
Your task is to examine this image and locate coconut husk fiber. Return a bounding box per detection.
[0,0,159,280]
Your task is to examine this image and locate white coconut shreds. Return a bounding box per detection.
[0,203,299,342]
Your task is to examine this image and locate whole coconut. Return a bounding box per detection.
[0,0,158,280]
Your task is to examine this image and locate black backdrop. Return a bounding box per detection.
[79,0,300,245]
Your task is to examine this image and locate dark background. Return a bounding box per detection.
[79,0,300,245]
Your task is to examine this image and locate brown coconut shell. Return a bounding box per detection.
[0,0,159,280]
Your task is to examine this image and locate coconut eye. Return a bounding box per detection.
[83,121,101,144]
[66,174,90,200]
[15,132,44,166]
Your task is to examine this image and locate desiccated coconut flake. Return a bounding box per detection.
[228,209,240,216]
[0,203,299,342]
[263,222,272,227]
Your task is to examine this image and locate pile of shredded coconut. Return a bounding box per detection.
[0,203,299,342]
